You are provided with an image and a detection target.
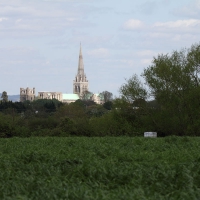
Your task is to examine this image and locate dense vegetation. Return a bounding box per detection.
[0,98,136,137]
[0,43,200,199]
[119,43,200,136]
[1,43,200,137]
[0,136,200,199]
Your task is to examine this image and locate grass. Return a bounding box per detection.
[0,136,200,199]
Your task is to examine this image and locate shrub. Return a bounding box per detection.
[59,117,77,135]
[75,118,93,136]
[0,113,15,138]
[28,117,59,131]
[89,112,139,136]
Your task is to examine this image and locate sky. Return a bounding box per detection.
[1,0,200,97]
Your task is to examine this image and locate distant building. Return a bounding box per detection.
[38,92,62,101]
[20,44,105,104]
[73,44,89,98]
[90,93,104,104]
[62,94,79,103]
[20,87,35,102]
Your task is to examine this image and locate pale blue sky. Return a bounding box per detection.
[1,0,200,97]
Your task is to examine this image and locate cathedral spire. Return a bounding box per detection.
[73,43,89,97]
[77,43,84,76]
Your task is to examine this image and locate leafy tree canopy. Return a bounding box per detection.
[100,91,113,102]
[103,101,113,110]
[1,91,8,102]
[120,43,200,135]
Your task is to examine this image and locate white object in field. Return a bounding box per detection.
[144,132,157,137]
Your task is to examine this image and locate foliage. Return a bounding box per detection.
[73,99,96,108]
[1,43,200,138]
[142,44,200,135]
[119,74,148,103]
[59,117,77,135]
[0,137,200,199]
[103,101,113,110]
[86,104,108,118]
[0,101,25,113]
[73,99,86,108]
[111,98,147,134]
[55,103,87,120]
[82,90,93,101]
[28,116,59,131]
[82,100,96,107]
[119,43,200,136]
[0,113,14,138]
[75,118,93,136]
[1,91,8,102]
[89,112,138,136]
[100,91,113,102]
[31,99,63,112]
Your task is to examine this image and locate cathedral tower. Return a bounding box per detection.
[20,87,35,102]
[73,44,89,98]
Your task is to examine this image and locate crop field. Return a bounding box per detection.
[0,136,200,200]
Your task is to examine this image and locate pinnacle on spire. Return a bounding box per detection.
[77,43,84,76]
[79,42,83,57]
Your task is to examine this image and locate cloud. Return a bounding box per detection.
[87,48,110,58]
[0,17,8,22]
[137,50,157,57]
[123,19,144,30]
[118,59,135,67]
[121,17,200,46]
[153,19,200,29]
[172,0,200,18]
[103,58,136,69]
[48,35,113,49]
[0,1,96,37]
[120,16,200,56]
[43,0,92,2]
[139,1,157,15]
[0,46,45,67]
[141,59,152,65]
[152,19,200,33]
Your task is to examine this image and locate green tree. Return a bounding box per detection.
[119,43,200,136]
[142,43,200,135]
[100,91,113,102]
[1,91,8,102]
[31,99,63,113]
[119,74,148,103]
[86,104,107,117]
[73,99,85,108]
[103,101,113,110]
[82,90,93,101]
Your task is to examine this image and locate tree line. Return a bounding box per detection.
[1,43,200,137]
[0,91,117,138]
[119,43,200,136]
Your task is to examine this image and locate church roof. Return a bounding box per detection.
[62,93,79,100]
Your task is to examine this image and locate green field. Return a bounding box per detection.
[0,137,200,199]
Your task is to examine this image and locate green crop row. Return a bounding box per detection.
[0,136,200,199]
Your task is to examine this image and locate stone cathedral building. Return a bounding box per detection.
[73,45,89,98]
[20,45,104,104]
[20,87,35,102]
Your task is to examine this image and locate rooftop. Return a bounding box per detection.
[63,93,79,100]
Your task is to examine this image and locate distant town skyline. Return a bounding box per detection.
[1,0,200,97]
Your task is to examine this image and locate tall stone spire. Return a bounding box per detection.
[77,43,84,76]
[73,43,89,97]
